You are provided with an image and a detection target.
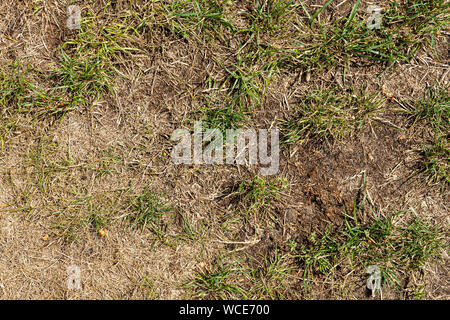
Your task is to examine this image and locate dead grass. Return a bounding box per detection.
[0,0,448,300]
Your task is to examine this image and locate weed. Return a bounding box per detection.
[51,49,115,108]
[185,257,249,299]
[248,249,293,299]
[275,0,449,70]
[409,86,449,133]
[421,135,449,184]
[237,176,287,214]
[220,52,265,109]
[248,0,295,34]
[404,86,449,184]
[129,187,172,237]
[162,0,235,40]
[280,88,382,146]
[0,61,68,117]
[51,196,114,243]
[295,210,447,293]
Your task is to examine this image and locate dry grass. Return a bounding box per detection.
[0,0,448,300]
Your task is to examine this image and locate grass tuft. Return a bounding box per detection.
[295,209,447,293]
[280,88,382,146]
[129,187,172,237]
[185,257,249,299]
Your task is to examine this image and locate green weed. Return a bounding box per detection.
[280,88,382,146]
[185,257,249,299]
[129,187,172,237]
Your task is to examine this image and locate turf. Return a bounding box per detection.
[0,0,448,300]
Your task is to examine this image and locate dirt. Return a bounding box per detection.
[0,0,448,300]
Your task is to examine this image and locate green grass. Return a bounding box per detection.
[69,8,141,60]
[155,0,448,115]
[50,4,144,109]
[186,249,295,299]
[248,249,293,299]
[237,176,287,215]
[185,68,262,153]
[178,212,209,241]
[0,0,448,299]
[0,5,147,125]
[247,0,296,34]
[25,136,63,193]
[185,257,249,299]
[0,8,144,125]
[195,104,249,134]
[162,0,235,41]
[1,4,144,120]
[0,61,68,117]
[50,49,115,109]
[290,172,448,296]
[386,0,449,43]
[211,44,282,110]
[280,88,382,146]
[187,78,250,134]
[295,209,447,294]
[136,276,160,299]
[273,0,449,70]
[129,187,172,237]
[409,86,449,133]
[404,86,449,184]
[0,61,63,150]
[52,195,116,243]
[0,61,40,112]
[220,51,266,109]
[421,135,449,184]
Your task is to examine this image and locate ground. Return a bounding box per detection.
[0,0,449,299]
